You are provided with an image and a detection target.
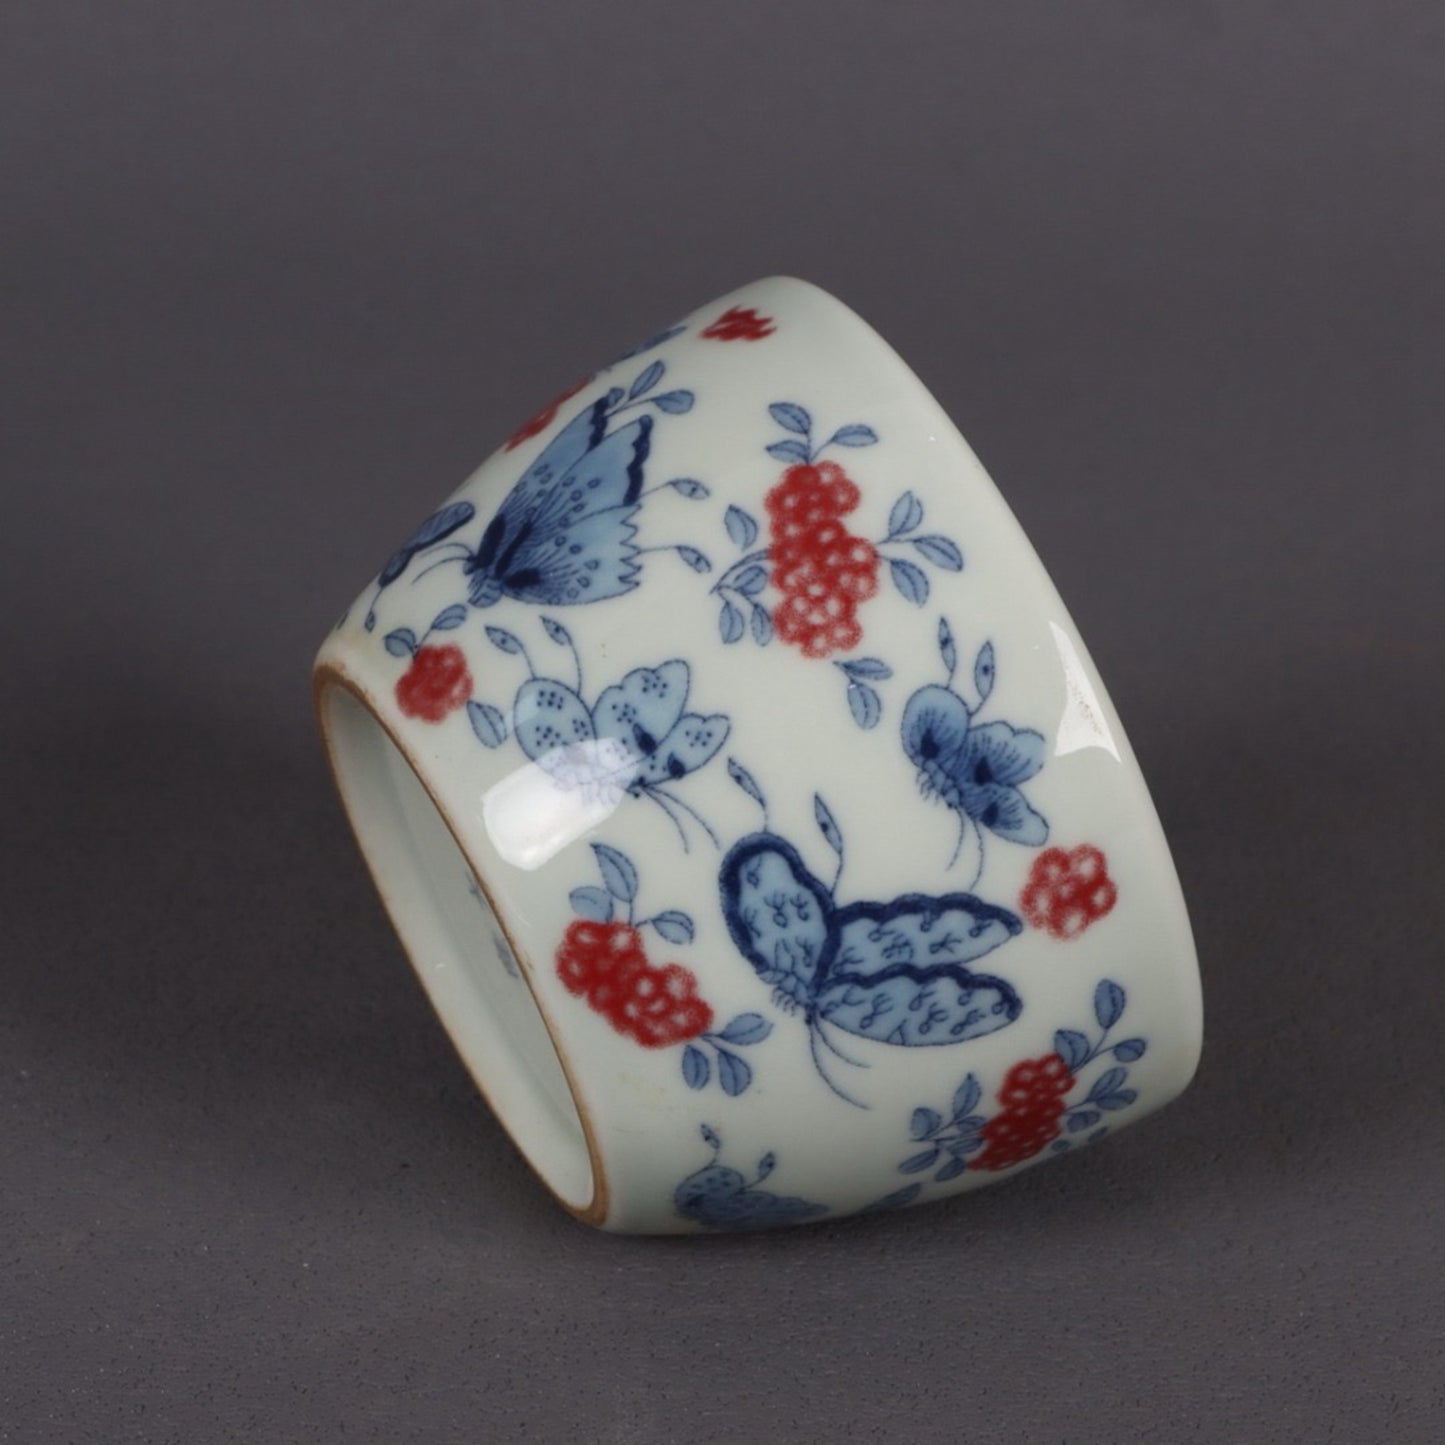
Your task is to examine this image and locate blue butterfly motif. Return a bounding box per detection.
[900,621,1049,876]
[471,621,728,848]
[361,363,700,630]
[673,1126,828,1230]
[717,772,1023,1106]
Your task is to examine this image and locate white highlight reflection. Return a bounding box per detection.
[482,739,638,870]
[1048,621,1120,762]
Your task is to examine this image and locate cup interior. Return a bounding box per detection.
[317,675,595,1215]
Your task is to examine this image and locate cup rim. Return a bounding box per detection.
[313,660,611,1226]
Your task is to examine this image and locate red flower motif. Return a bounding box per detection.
[555,920,713,1047]
[701,305,776,342]
[971,1053,1076,1172]
[503,376,590,451]
[395,644,473,723]
[1019,845,1118,940]
[763,462,879,658]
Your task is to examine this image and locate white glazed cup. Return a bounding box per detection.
[314,277,1202,1233]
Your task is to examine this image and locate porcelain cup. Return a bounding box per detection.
[314,277,1203,1232]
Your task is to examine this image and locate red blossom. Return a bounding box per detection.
[1019,845,1118,940]
[701,305,776,342]
[971,1053,1077,1172]
[503,376,591,451]
[555,920,712,1047]
[763,461,878,658]
[395,644,473,722]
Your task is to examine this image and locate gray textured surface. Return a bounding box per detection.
[3,3,1442,1440]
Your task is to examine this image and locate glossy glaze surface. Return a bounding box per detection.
[315,277,1202,1232]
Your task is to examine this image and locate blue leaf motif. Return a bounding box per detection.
[652,389,694,414]
[889,558,930,606]
[767,439,811,464]
[888,491,924,538]
[1096,1090,1138,1112]
[939,618,957,678]
[911,1107,942,1140]
[716,1048,751,1097]
[682,1046,709,1091]
[651,910,695,945]
[769,402,812,436]
[569,885,613,922]
[485,626,523,655]
[700,1123,720,1150]
[847,681,882,730]
[719,599,745,644]
[466,700,508,748]
[727,758,767,811]
[750,603,773,646]
[677,546,711,573]
[814,794,844,856]
[912,535,963,572]
[431,604,469,632]
[756,1150,776,1180]
[1114,1038,1147,1063]
[732,565,767,596]
[826,424,878,448]
[951,1074,982,1121]
[591,843,638,903]
[629,360,664,399]
[1094,979,1127,1030]
[670,477,709,499]
[900,1148,940,1175]
[384,628,418,658]
[974,641,996,704]
[1067,1110,1101,1133]
[718,1013,772,1046]
[837,657,892,681]
[1054,1028,1092,1073]
[1088,1067,1128,1102]
[934,1156,968,1183]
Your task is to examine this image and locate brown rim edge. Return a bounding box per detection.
[311,659,611,1229]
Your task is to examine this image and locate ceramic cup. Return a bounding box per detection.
[313,277,1202,1233]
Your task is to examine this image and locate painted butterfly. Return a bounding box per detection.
[718,767,1023,1105]
[362,362,699,630]
[473,620,729,848]
[900,620,1050,874]
[673,1125,827,1230]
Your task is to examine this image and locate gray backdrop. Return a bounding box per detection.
[4,2,1441,1441]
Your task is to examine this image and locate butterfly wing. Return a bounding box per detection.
[816,893,1023,1046]
[719,835,835,1010]
[474,413,653,607]
[591,661,689,758]
[511,678,596,762]
[956,722,1049,844]
[591,661,730,786]
[634,712,729,788]
[901,684,974,809]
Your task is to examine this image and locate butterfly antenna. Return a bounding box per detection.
[813,1017,868,1070]
[643,788,692,851]
[808,1023,869,1110]
[947,812,969,871]
[410,545,471,584]
[649,785,720,850]
[964,820,987,892]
